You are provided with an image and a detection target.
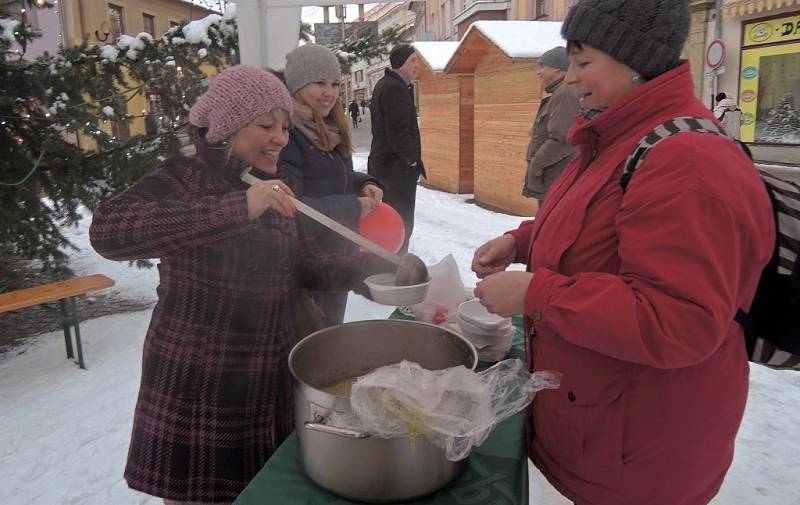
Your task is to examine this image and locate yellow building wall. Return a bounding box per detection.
[65,0,215,47]
[63,1,220,143]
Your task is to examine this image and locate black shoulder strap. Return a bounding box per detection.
[620,116,748,193]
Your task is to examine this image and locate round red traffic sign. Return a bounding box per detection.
[706,39,725,69]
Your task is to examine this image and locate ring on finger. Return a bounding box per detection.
[272,185,281,193]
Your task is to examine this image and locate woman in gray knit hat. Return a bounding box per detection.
[280,43,384,331]
[471,1,774,504]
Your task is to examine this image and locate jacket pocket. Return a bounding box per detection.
[533,336,629,488]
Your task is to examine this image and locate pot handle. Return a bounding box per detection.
[304,415,371,439]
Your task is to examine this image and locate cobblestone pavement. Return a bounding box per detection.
[350,107,373,152]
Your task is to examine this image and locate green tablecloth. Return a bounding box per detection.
[234,315,528,505]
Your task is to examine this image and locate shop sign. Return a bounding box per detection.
[744,15,800,47]
[741,89,757,102]
[741,66,759,79]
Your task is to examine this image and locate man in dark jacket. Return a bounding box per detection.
[522,46,579,209]
[368,44,424,254]
[348,99,360,128]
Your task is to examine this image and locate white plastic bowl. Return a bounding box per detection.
[458,323,514,348]
[457,299,511,330]
[457,314,511,336]
[364,273,431,306]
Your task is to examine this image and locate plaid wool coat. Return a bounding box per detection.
[90,136,372,502]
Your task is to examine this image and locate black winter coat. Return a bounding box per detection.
[279,128,381,252]
[368,69,425,179]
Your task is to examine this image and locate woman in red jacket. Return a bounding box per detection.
[472,1,774,504]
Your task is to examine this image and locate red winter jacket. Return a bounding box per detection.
[508,62,774,505]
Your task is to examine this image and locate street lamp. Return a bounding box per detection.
[95,21,111,42]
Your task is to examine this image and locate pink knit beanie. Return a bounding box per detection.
[189,65,292,143]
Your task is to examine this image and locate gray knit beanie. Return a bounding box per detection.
[538,46,569,71]
[561,0,690,80]
[284,43,342,96]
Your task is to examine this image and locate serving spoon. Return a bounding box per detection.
[241,169,429,286]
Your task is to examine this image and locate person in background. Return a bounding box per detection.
[348,99,361,128]
[368,44,424,254]
[360,98,367,114]
[522,46,580,209]
[144,112,159,136]
[471,0,773,503]
[90,65,387,505]
[714,92,743,139]
[281,43,384,328]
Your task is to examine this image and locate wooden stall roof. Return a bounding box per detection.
[413,41,460,74]
[445,20,565,73]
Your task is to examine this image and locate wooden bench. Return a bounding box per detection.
[0,274,115,369]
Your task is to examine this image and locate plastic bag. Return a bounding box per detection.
[348,359,561,461]
[411,255,467,325]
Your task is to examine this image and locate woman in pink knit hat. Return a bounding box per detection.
[90,65,389,505]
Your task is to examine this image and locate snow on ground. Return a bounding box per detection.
[1,156,799,504]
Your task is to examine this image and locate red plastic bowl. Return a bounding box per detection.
[358,202,405,254]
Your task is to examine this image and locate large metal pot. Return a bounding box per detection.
[288,319,478,503]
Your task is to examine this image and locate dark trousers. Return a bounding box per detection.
[351,115,358,128]
[380,171,419,255]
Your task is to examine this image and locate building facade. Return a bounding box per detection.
[719,0,799,163]
[10,1,216,144]
[419,0,574,41]
[58,0,214,48]
[349,0,798,165]
[344,1,416,103]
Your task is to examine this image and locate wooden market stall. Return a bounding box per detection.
[414,41,475,194]
[445,20,565,216]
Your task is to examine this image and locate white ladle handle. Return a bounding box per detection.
[241,169,402,266]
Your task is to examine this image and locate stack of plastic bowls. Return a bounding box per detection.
[456,300,514,362]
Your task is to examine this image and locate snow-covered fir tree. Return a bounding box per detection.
[761,92,800,144]
[0,1,407,274]
[0,2,238,273]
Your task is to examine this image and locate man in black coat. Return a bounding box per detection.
[348,100,360,128]
[368,44,424,254]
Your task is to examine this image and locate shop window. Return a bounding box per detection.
[535,0,548,19]
[440,5,446,39]
[108,4,125,41]
[111,121,131,141]
[143,13,156,36]
[739,15,800,145]
[8,1,40,31]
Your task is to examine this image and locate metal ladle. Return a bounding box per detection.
[289,197,429,286]
[240,170,429,286]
